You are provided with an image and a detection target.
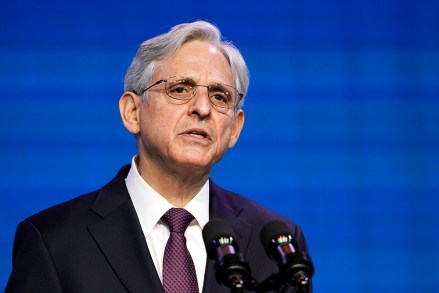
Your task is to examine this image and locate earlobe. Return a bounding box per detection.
[228,110,245,148]
[119,92,141,135]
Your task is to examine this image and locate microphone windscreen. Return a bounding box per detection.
[260,220,295,253]
[202,219,238,258]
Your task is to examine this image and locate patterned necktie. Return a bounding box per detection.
[161,208,199,293]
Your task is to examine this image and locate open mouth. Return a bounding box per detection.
[184,129,209,139]
[187,131,207,139]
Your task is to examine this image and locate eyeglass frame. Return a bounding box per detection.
[133,76,244,110]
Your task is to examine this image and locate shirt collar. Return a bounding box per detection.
[125,156,210,237]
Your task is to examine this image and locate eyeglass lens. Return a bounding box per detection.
[165,77,237,108]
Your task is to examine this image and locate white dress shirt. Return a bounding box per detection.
[125,157,209,292]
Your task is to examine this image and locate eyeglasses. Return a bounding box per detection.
[136,76,243,109]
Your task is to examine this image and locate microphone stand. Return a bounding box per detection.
[222,252,313,293]
[231,272,311,293]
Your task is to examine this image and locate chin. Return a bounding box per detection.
[171,149,223,170]
[174,156,215,171]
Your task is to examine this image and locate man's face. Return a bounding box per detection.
[130,40,244,175]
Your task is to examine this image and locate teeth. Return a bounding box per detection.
[188,131,205,138]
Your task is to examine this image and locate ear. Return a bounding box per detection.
[119,92,142,135]
[228,109,245,148]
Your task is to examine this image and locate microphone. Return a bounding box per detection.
[260,220,314,291]
[202,219,253,291]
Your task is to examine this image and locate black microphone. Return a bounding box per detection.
[260,220,314,291]
[202,219,253,291]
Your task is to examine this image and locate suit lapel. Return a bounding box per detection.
[88,167,164,293]
[203,181,253,293]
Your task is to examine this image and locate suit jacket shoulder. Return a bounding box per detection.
[7,165,163,293]
[209,181,310,253]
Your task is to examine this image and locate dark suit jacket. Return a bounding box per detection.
[6,165,312,292]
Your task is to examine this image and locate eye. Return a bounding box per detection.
[211,93,229,103]
[167,79,195,98]
[209,85,232,107]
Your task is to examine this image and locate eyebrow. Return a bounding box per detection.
[174,76,234,87]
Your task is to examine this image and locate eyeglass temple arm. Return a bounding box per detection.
[135,79,166,96]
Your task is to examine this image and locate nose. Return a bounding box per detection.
[188,85,211,118]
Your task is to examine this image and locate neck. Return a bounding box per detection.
[135,155,210,208]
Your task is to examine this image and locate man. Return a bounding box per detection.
[6,21,312,292]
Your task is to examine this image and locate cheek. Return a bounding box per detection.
[216,120,234,144]
[143,100,167,122]
[140,101,164,134]
[142,101,184,136]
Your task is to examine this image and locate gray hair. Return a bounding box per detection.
[124,21,249,107]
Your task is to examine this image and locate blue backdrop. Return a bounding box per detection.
[1,0,438,292]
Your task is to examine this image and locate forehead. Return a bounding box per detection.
[154,40,234,84]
